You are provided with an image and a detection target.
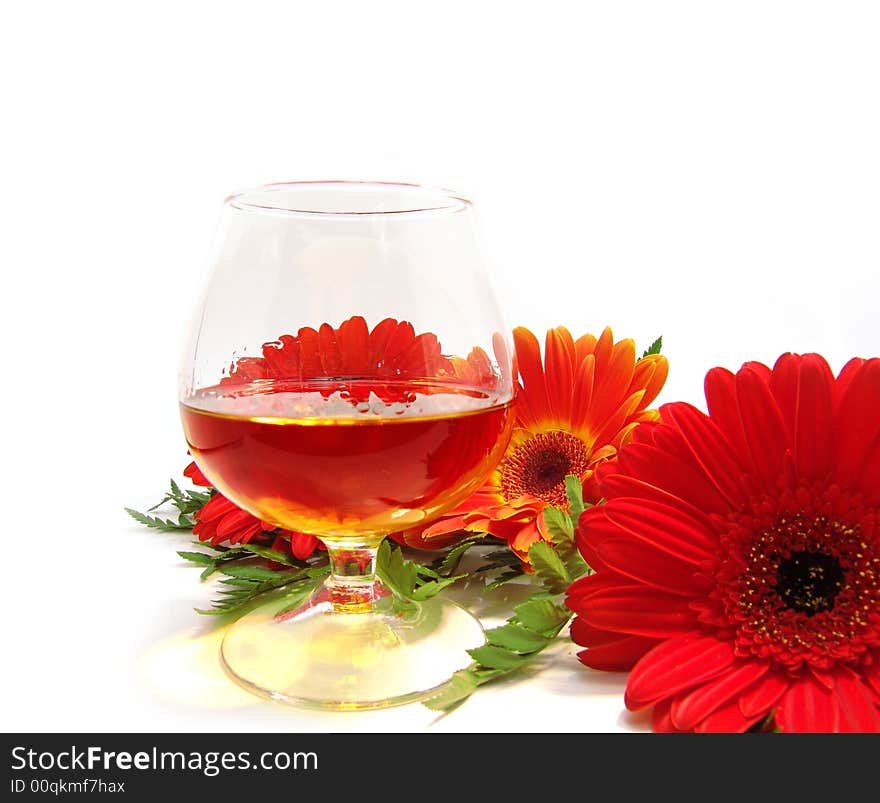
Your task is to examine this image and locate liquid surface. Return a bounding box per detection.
[181,380,514,540]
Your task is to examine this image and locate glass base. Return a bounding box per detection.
[220,589,485,710]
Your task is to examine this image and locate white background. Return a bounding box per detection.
[2,1,878,732]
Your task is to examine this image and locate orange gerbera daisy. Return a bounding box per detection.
[403,326,669,559]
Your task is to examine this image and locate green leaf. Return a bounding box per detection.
[513,597,570,637]
[486,623,552,653]
[238,543,298,566]
[124,507,193,531]
[196,541,232,553]
[273,583,320,616]
[195,566,328,616]
[376,542,466,601]
[472,547,523,574]
[528,541,570,594]
[467,644,531,670]
[482,548,522,563]
[564,474,585,522]
[641,335,663,358]
[186,488,212,503]
[563,551,591,581]
[218,565,288,582]
[216,549,258,563]
[410,574,466,601]
[177,550,214,566]
[415,563,442,580]
[375,541,418,599]
[436,538,480,576]
[543,505,573,542]
[147,494,174,512]
[138,474,213,519]
[422,587,574,713]
[485,569,525,590]
[199,564,216,581]
[542,487,593,581]
[421,671,479,712]
[179,490,213,512]
[471,667,509,682]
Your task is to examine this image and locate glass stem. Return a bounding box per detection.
[325,544,381,613]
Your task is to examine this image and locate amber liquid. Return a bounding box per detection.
[181,380,513,543]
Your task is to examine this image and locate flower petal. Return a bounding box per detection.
[318,322,342,375]
[589,390,646,450]
[419,514,474,539]
[632,354,669,410]
[770,353,835,479]
[596,472,719,533]
[625,633,736,709]
[397,528,471,550]
[570,354,596,438]
[295,326,323,376]
[601,498,719,564]
[290,532,320,561]
[833,358,880,484]
[693,698,764,733]
[615,442,732,515]
[704,366,750,461]
[734,364,790,489]
[227,521,263,545]
[544,326,575,423]
[591,327,615,379]
[195,494,237,523]
[509,518,542,558]
[587,533,704,597]
[866,667,880,702]
[652,699,686,733]
[571,618,659,671]
[670,660,770,731]
[183,460,211,487]
[834,356,866,401]
[574,331,598,365]
[368,318,397,365]
[576,585,697,638]
[398,331,448,375]
[215,508,260,539]
[738,670,790,718]
[854,433,880,506]
[831,670,880,732]
[337,315,370,376]
[588,337,636,433]
[513,327,552,428]
[659,402,748,508]
[383,319,416,364]
[261,334,299,377]
[776,675,838,732]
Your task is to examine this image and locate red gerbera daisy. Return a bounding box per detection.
[184,461,321,560]
[567,353,880,733]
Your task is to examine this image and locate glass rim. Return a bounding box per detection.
[225,180,473,217]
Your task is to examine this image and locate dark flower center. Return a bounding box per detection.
[531,451,572,493]
[500,430,590,505]
[774,550,845,616]
[710,504,880,670]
